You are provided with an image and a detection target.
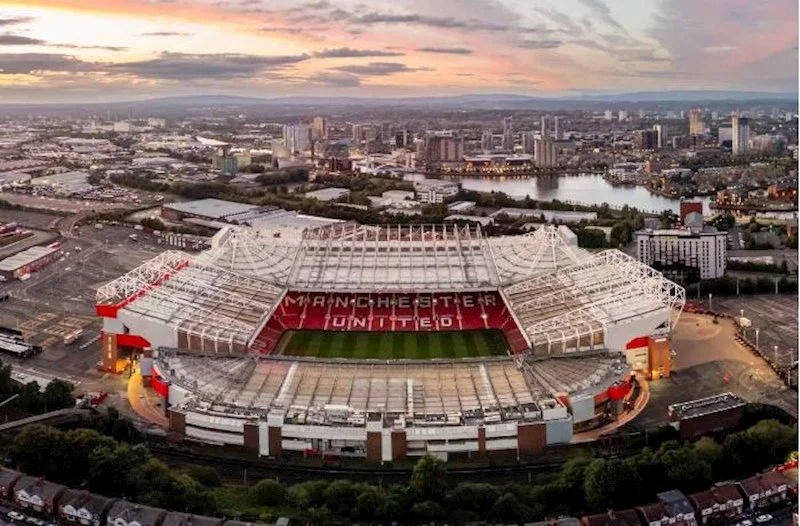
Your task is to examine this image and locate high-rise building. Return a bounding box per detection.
[634,130,658,150]
[502,116,514,151]
[311,116,327,141]
[534,138,558,167]
[351,123,364,144]
[282,123,311,153]
[604,110,613,120]
[652,124,666,149]
[635,228,727,280]
[619,110,628,122]
[424,132,464,165]
[553,116,563,140]
[521,131,535,155]
[481,130,493,152]
[785,112,795,122]
[395,130,409,148]
[638,108,646,119]
[688,109,704,135]
[731,114,750,154]
[711,111,719,121]
[540,115,550,138]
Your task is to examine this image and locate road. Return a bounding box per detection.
[728,249,798,272]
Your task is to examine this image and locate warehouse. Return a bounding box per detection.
[0,245,60,280]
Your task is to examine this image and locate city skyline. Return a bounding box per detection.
[0,0,797,103]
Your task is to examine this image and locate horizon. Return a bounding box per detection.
[0,0,797,103]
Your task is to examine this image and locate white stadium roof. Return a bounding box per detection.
[97,224,685,356]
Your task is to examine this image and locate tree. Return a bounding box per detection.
[351,487,386,521]
[10,424,65,478]
[42,379,75,411]
[446,482,500,516]
[491,492,530,525]
[661,446,712,492]
[410,455,447,501]
[322,480,363,517]
[411,500,446,524]
[289,480,329,509]
[584,458,640,510]
[17,381,43,414]
[252,478,287,507]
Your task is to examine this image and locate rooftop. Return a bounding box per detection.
[668,392,746,421]
[0,245,59,273]
[163,199,257,220]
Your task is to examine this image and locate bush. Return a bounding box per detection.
[251,479,287,507]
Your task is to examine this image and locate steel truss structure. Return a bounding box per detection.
[96,225,685,355]
[504,250,686,355]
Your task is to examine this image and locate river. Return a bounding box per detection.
[404,173,712,214]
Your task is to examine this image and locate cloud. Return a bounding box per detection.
[332,61,426,76]
[139,31,192,37]
[108,52,309,80]
[0,53,97,74]
[0,16,33,27]
[416,47,472,55]
[0,34,125,51]
[313,47,404,58]
[516,40,563,50]
[703,45,737,53]
[577,0,626,32]
[307,71,361,87]
[0,34,45,46]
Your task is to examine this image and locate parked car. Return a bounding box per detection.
[756,515,773,524]
[740,519,754,526]
[8,511,24,521]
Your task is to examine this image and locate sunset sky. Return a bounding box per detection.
[0,0,797,102]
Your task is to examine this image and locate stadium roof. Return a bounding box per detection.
[97,224,685,355]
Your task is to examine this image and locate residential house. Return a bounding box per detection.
[161,512,223,526]
[737,472,792,510]
[689,483,745,524]
[637,490,697,526]
[12,476,65,514]
[106,501,166,526]
[581,509,643,526]
[0,468,21,501]
[58,489,115,526]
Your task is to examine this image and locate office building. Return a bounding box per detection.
[638,108,646,119]
[731,114,750,154]
[351,123,364,144]
[502,116,514,151]
[521,131,535,155]
[618,110,628,122]
[534,138,558,168]
[541,115,550,138]
[423,132,464,165]
[553,116,563,140]
[635,228,727,280]
[604,110,613,121]
[711,111,719,121]
[652,124,666,149]
[634,130,658,150]
[282,123,311,153]
[395,130,410,148]
[689,109,704,135]
[481,130,493,152]
[679,201,703,225]
[413,179,461,203]
[311,116,327,141]
[785,112,794,122]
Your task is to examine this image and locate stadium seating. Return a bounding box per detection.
[250,290,531,354]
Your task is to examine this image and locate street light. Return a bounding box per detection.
[708,293,713,312]
[774,345,779,366]
[755,328,760,351]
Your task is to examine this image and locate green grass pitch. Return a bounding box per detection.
[277,330,510,359]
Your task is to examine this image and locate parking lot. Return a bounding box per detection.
[712,295,798,370]
[0,223,170,382]
[631,310,797,429]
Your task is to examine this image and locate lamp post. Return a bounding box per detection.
[755,328,760,351]
[708,293,713,312]
[774,345,779,367]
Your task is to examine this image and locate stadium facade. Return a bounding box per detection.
[97,223,685,462]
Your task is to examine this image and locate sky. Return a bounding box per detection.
[0,0,797,103]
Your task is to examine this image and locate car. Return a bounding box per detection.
[8,511,24,521]
[25,516,38,524]
[756,514,773,523]
[741,519,754,526]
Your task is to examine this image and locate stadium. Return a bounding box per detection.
[96,223,686,462]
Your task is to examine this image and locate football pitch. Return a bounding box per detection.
[277,330,509,360]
